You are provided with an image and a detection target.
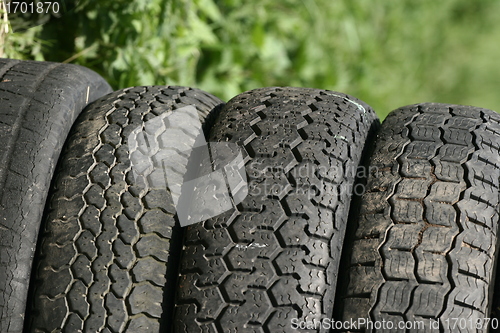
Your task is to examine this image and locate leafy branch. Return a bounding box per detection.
[0,0,9,57]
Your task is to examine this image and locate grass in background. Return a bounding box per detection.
[4,0,500,118]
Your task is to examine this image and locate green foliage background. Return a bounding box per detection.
[3,0,500,118]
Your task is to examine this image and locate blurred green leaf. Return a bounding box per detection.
[4,0,500,118]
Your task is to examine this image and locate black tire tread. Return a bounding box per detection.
[28,86,223,332]
[0,58,112,333]
[174,87,379,333]
[341,103,500,332]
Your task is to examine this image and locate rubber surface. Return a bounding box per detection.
[173,87,379,332]
[27,86,224,332]
[339,103,500,332]
[0,59,112,333]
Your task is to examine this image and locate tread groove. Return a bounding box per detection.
[27,86,223,333]
[173,87,379,332]
[340,103,500,332]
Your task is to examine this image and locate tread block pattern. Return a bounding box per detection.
[0,59,112,333]
[28,86,223,332]
[341,103,500,332]
[174,87,379,332]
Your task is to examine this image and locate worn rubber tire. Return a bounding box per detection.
[173,87,379,332]
[27,86,224,332]
[339,103,500,332]
[0,59,112,333]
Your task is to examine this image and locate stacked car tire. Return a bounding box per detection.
[1,59,499,332]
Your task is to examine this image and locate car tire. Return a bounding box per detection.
[338,103,500,332]
[26,86,224,332]
[173,87,379,332]
[0,59,112,333]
